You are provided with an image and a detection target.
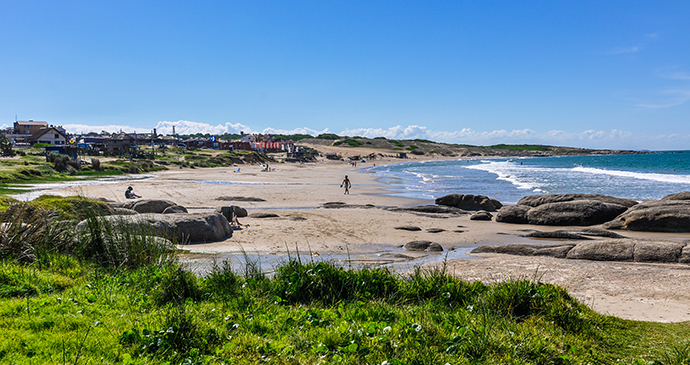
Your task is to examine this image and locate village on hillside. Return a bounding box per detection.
[1,120,300,159]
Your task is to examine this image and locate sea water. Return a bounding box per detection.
[368,151,690,204]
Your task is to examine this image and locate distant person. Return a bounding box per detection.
[341,175,351,195]
[125,186,141,199]
[231,211,247,228]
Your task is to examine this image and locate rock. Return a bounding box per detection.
[290,216,307,221]
[523,230,592,240]
[517,193,638,208]
[216,206,248,222]
[395,225,422,231]
[533,245,575,258]
[526,200,628,226]
[604,200,690,232]
[123,199,178,214]
[495,205,531,224]
[76,212,232,244]
[426,242,444,252]
[397,205,466,214]
[250,213,279,218]
[661,192,690,201]
[470,210,493,221]
[404,240,443,252]
[680,245,690,264]
[435,194,502,211]
[108,207,139,215]
[426,228,445,233]
[215,196,266,202]
[634,241,685,262]
[565,240,635,261]
[571,229,626,238]
[162,205,188,214]
[472,243,575,258]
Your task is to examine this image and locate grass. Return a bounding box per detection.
[1,201,690,364]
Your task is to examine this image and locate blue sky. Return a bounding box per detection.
[2,1,689,150]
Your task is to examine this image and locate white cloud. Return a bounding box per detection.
[59,120,690,150]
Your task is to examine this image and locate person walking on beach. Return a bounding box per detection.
[341,175,351,194]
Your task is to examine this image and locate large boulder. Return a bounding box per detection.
[495,205,531,224]
[526,200,629,226]
[634,241,685,262]
[517,194,638,208]
[77,212,232,244]
[435,194,502,211]
[123,199,177,214]
[604,200,690,232]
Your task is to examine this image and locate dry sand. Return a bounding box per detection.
[45,155,690,323]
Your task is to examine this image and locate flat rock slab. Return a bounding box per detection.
[395,225,422,231]
[523,230,592,240]
[426,228,445,233]
[250,213,280,218]
[473,243,576,258]
[472,239,689,264]
[517,194,638,208]
[393,205,467,214]
[215,196,267,202]
[526,200,629,226]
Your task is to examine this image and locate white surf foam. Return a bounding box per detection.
[572,166,690,185]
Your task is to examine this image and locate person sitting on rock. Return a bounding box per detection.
[125,186,141,199]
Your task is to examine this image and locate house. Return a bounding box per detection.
[14,120,48,136]
[28,127,68,145]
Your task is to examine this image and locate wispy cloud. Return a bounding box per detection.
[656,66,690,80]
[608,46,640,55]
[637,90,690,109]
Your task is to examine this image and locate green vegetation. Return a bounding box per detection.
[489,144,552,151]
[0,200,689,364]
[316,133,341,140]
[333,138,363,147]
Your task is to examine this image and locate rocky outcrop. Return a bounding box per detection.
[435,194,502,211]
[250,213,279,218]
[495,205,530,224]
[604,200,690,232]
[76,212,232,244]
[526,200,629,226]
[661,192,690,201]
[522,229,625,240]
[404,240,443,252]
[517,194,638,208]
[123,199,178,214]
[472,243,576,258]
[471,239,689,264]
[108,207,139,216]
[470,210,493,221]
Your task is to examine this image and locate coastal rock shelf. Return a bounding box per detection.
[494,192,690,232]
[472,239,690,264]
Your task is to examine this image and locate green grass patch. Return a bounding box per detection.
[333,138,363,147]
[489,144,552,151]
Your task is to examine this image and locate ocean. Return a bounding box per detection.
[368,150,690,205]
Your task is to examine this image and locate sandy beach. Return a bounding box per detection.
[45,154,690,323]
